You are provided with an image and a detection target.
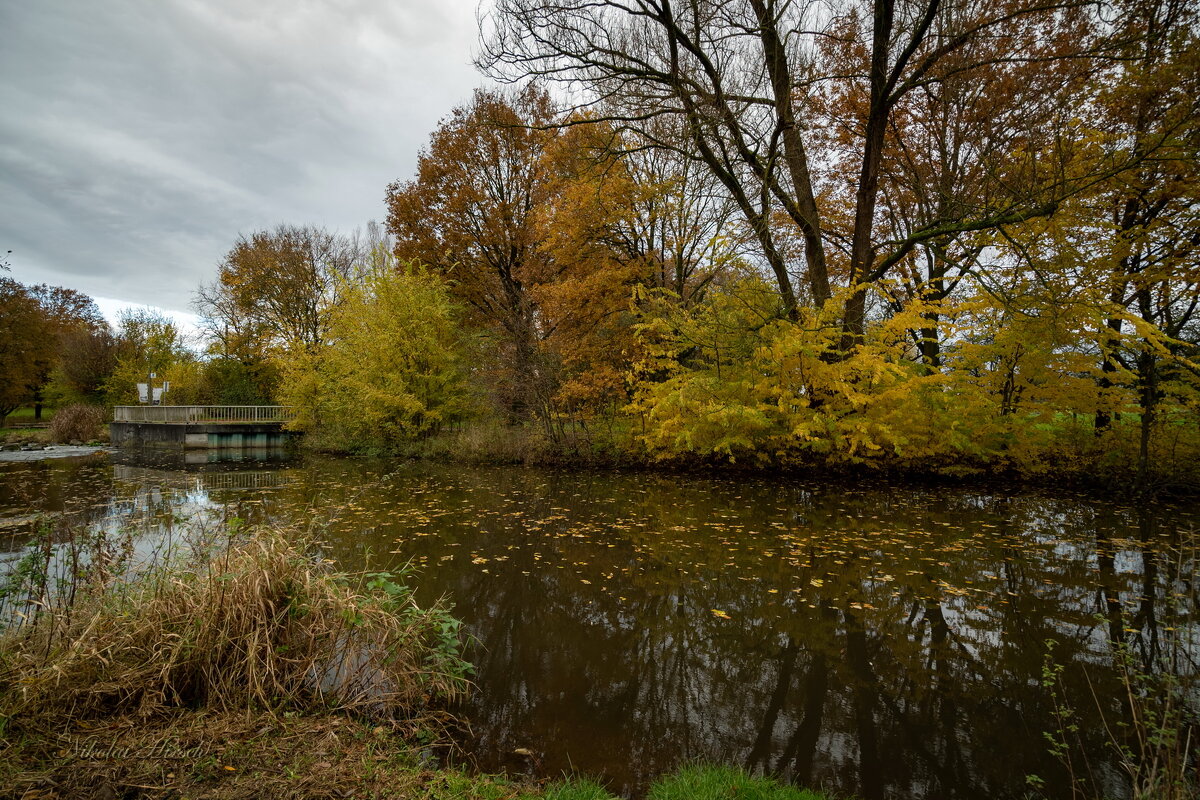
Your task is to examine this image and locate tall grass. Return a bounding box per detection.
[0,525,469,730]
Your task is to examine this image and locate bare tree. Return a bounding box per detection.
[480,0,1109,337]
[613,116,746,304]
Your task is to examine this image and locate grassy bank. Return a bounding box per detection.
[0,527,469,798]
[1,720,832,800]
[299,416,1200,500]
[0,524,835,800]
[0,407,54,423]
[2,404,109,447]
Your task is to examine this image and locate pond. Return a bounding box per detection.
[2,450,1197,799]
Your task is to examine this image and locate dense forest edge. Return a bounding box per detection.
[3,0,1198,497]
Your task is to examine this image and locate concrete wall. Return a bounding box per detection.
[109,421,299,449]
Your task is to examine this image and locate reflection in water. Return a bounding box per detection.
[1,454,1196,799]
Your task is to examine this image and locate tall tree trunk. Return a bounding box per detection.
[844,0,895,347]
[1094,315,1124,432]
[751,0,830,308]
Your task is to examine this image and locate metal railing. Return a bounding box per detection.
[112,406,295,424]
[114,466,293,490]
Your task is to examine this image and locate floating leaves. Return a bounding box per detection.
[5,458,1196,693]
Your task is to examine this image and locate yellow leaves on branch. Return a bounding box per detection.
[626,277,1196,471]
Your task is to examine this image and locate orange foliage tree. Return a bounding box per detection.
[387,86,561,425]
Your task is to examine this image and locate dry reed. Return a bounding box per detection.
[46,403,107,443]
[0,530,469,728]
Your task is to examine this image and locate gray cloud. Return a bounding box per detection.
[0,0,484,314]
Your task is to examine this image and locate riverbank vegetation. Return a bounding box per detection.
[0,528,471,718]
[0,524,468,797]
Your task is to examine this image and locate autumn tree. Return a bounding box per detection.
[0,273,111,417]
[386,86,560,423]
[528,120,659,422]
[558,115,744,306]
[636,142,745,305]
[481,0,1124,341]
[23,285,109,418]
[53,325,118,405]
[103,308,199,406]
[0,277,53,417]
[277,261,471,451]
[195,224,364,403]
[199,224,362,354]
[193,273,279,404]
[1092,0,1199,473]
[977,0,1200,482]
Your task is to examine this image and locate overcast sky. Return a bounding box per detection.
[0,0,487,330]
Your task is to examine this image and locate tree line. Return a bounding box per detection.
[0,266,112,420]
[7,0,1196,486]
[0,265,253,420]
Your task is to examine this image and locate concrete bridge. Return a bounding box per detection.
[109,406,298,449]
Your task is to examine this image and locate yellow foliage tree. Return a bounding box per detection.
[102,309,201,406]
[278,263,471,452]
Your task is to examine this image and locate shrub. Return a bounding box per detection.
[46,403,106,443]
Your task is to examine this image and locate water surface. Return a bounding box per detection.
[2,451,1196,799]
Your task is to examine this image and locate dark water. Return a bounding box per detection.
[2,450,1197,799]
